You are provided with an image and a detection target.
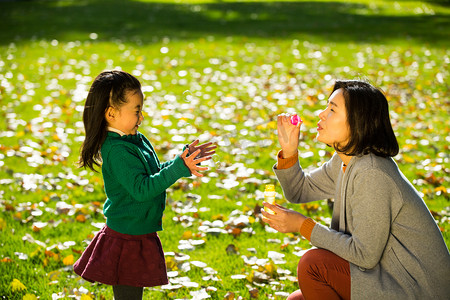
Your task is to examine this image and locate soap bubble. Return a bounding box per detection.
[211,154,227,170]
[183,90,193,103]
[212,154,221,165]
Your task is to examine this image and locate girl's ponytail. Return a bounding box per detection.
[78,70,141,171]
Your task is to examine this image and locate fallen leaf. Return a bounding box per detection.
[1,257,13,263]
[10,279,27,293]
[23,294,38,300]
[226,244,239,255]
[75,214,86,223]
[224,291,235,300]
[249,287,259,298]
[247,270,269,283]
[0,218,6,230]
[230,227,242,238]
[182,230,193,240]
[63,254,74,266]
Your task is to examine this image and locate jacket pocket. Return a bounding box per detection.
[387,247,417,289]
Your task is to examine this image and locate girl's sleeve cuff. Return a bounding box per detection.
[300,218,316,241]
[276,150,299,169]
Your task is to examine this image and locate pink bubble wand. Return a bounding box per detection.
[290,114,302,126]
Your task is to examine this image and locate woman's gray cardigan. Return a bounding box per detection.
[274,153,450,299]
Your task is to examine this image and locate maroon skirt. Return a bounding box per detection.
[73,225,168,287]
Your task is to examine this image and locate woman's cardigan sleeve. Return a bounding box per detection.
[274,153,341,204]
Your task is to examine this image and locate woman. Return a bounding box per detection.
[262,80,450,299]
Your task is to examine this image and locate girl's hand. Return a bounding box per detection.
[277,113,302,158]
[261,201,307,234]
[187,140,217,159]
[181,149,211,177]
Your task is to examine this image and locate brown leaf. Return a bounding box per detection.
[224,291,235,300]
[5,203,15,211]
[76,215,86,222]
[230,227,242,238]
[226,244,239,255]
[249,288,259,298]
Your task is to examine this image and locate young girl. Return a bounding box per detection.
[73,70,216,299]
[262,80,450,299]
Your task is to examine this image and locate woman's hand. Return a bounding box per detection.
[181,149,211,177]
[261,201,307,234]
[187,140,217,159]
[277,113,301,158]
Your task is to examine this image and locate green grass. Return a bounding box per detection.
[1,0,449,299]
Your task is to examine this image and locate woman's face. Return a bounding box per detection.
[316,88,350,149]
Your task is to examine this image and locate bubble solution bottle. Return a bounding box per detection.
[264,184,276,214]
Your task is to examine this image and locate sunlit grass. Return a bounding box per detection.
[1,0,449,299]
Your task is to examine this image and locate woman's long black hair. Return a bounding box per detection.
[78,70,141,171]
[331,80,399,158]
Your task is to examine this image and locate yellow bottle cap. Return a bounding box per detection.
[264,184,275,191]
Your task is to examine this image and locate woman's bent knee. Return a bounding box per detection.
[297,248,327,277]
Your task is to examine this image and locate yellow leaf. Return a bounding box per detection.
[264,262,277,276]
[212,214,225,221]
[63,254,74,266]
[181,231,192,240]
[10,279,27,293]
[23,294,38,300]
[403,155,415,163]
[0,218,6,231]
[13,212,22,221]
[402,144,416,150]
[435,186,447,194]
[267,121,277,129]
[165,256,178,271]
[80,294,93,300]
[48,270,61,281]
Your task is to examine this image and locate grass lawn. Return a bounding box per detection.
[0,0,449,299]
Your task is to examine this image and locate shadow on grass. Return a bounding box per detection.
[0,0,449,47]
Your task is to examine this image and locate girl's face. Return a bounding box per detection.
[106,90,144,135]
[316,88,350,149]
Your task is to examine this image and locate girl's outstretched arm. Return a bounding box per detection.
[186,140,217,159]
[180,148,212,177]
[105,144,192,201]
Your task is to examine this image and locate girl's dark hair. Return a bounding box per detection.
[78,70,141,171]
[331,80,399,158]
